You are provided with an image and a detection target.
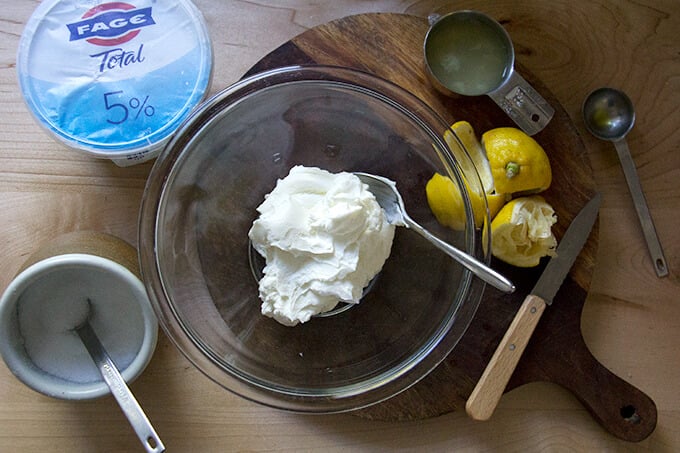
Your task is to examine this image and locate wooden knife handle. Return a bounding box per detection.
[465,294,547,421]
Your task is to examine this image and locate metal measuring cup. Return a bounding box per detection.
[424,10,554,135]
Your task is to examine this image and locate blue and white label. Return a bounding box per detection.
[91,43,146,73]
[17,0,212,163]
[67,6,155,43]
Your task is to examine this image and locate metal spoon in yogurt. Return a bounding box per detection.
[355,172,515,293]
[582,87,668,277]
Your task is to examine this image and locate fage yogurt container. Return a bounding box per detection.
[17,0,213,166]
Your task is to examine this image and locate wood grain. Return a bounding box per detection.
[247,13,656,442]
[1,1,679,451]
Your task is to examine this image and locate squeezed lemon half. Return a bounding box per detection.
[491,195,557,267]
[427,123,557,268]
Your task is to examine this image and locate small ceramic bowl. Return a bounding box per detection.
[0,231,158,400]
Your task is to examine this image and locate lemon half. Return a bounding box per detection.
[445,121,495,194]
[482,127,552,195]
[491,195,557,267]
[428,122,505,230]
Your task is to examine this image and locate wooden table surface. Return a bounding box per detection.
[1,1,678,451]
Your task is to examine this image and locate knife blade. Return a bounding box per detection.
[465,192,602,421]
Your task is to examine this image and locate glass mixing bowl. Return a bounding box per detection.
[139,65,491,412]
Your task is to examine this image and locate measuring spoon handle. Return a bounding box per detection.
[613,139,669,277]
[77,322,165,452]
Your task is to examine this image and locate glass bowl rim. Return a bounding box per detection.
[138,64,491,413]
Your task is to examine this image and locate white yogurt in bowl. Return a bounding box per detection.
[249,166,397,326]
[16,0,213,166]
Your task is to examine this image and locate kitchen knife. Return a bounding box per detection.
[465,192,602,421]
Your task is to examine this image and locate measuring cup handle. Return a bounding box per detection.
[487,71,554,135]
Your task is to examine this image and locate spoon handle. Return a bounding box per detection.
[76,321,165,453]
[613,139,669,277]
[406,218,515,293]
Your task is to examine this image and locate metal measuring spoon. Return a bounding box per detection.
[75,299,165,452]
[582,87,668,277]
[355,172,515,293]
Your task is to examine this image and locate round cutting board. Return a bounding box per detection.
[244,13,656,442]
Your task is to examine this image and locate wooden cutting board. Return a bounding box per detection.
[243,13,656,442]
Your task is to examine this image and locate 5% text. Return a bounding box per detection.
[104,91,156,125]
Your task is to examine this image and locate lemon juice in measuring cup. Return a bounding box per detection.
[17,0,213,166]
[425,15,511,96]
[424,11,554,135]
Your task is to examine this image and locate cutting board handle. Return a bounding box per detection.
[548,332,657,442]
[244,13,658,443]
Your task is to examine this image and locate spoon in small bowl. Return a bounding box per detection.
[74,299,165,452]
[355,172,515,293]
[582,87,668,277]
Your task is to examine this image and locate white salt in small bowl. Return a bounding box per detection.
[0,232,158,400]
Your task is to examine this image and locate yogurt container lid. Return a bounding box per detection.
[17,0,213,166]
